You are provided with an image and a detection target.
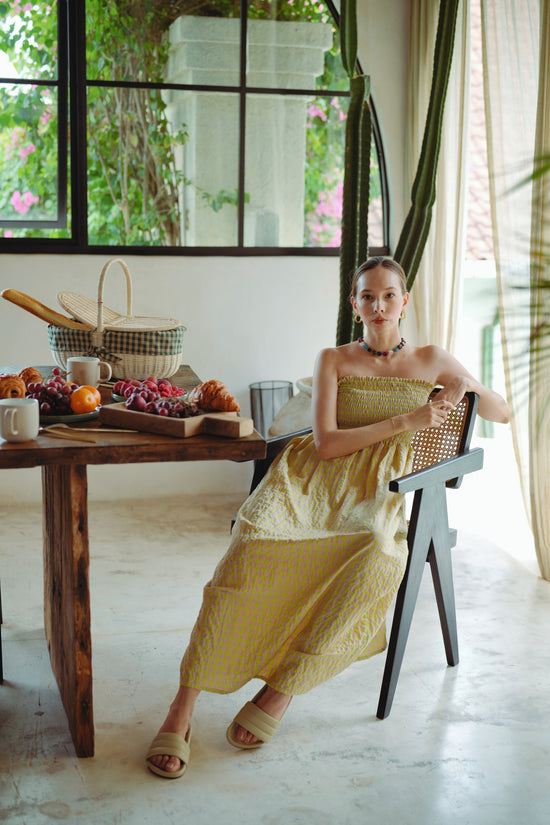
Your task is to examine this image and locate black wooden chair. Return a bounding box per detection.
[377,389,482,718]
[237,391,482,718]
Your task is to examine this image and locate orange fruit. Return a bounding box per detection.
[70,385,101,414]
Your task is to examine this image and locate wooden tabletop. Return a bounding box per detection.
[0,364,265,468]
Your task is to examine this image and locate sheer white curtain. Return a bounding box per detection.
[403,0,470,350]
[482,0,550,579]
[529,0,550,580]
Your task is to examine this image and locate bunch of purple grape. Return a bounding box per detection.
[125,392,202,418]
[27,370,76,416]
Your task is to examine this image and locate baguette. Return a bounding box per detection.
[1,288,93,330]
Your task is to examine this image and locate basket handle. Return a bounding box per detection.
[96,258,133,333]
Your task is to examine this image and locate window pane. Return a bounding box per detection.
[86,1,241,84]
[368,145,384,249]
[0,1,58,81]
[246,3,346,92]
[244,92,383,249]
[170,91,240,247]
[0,83,65,233]
[87,87,239,247]
[303,94,347,248]
[244,93,309,246]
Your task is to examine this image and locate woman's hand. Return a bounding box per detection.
[435,376,469,409]
[402,399,455,433]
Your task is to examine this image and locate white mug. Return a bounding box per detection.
[67,356,112,387]
[0,397,40,442]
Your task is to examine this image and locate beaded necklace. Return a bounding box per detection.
[358,337,406,357]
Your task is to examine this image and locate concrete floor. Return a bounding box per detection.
[1,449,550,825]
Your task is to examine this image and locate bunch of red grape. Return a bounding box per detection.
[27,368,77,416]
[115,376,198,418]
[125,393,202,418]
[113,377,186,400]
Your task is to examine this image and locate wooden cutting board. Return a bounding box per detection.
[99,402,254,438]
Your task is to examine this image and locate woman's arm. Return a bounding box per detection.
[431,346,511,423]
[311,348,452,460]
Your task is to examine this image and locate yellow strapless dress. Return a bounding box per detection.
[179,376,433,694]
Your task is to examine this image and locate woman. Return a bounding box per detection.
[146,256,510,778]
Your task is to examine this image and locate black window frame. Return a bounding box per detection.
[0,0,389,257]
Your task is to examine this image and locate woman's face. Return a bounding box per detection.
[351,265,409,330]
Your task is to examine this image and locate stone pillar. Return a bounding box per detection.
[164,16,333,246]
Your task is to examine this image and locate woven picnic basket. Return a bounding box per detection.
[48,258,186,380]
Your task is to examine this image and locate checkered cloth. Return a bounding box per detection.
[47,325,185,357]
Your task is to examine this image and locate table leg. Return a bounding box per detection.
[42,464,94,757]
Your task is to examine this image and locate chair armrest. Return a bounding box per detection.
[389,447,484,494]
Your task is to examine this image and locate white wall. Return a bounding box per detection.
[0,2,412,504]
[358,0,411,247]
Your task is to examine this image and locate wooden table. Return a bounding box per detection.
[0,366,265,757]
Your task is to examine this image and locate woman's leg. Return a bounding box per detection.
[148,685,200,773]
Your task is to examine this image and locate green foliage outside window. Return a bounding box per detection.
[0,0,382,248]
[0,1,63,234]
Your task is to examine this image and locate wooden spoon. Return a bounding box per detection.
[1,288,94,330]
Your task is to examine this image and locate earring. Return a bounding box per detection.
[400,310,407,320]
[354,313,362,323]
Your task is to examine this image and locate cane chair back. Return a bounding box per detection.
[411,388,478,487]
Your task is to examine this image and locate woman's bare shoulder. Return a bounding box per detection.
[316,342,357,364]
[410,343,450,366]
[315,342,360,381]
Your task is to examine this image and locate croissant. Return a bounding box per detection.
[188,379,240,412]
[18,366,43,388]
[0,373,27,399]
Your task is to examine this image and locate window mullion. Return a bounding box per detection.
[69,0,88,248]
[237,0,248,248]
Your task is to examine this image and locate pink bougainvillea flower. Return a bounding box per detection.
[23,191,39,207]
[4,231,14,238]
[10,190,39,214]
[11,191,25,213]
[19,142,36,160]
[23,3,32,11]
[307,104,327,122]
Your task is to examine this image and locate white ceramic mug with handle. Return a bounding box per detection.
[67,356,112,387]
[0,397,40,442]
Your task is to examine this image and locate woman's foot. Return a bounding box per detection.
[147,686,199,775]
[233,685,292,746]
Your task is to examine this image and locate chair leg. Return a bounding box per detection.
[376,484,452,719]
[428,535,459,666]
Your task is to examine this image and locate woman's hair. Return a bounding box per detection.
[349,256,407,299]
